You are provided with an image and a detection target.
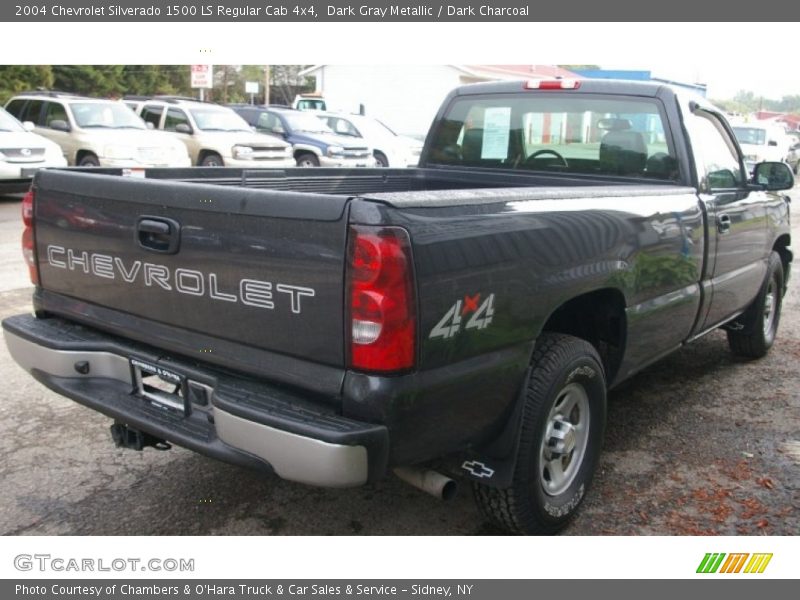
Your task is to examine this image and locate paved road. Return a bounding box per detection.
[0,189,797,535]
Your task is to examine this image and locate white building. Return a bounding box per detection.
[299,65,577,137]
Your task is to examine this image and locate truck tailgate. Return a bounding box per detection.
[32,170,350,388]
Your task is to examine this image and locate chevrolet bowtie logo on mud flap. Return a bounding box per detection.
[461,460,495,479]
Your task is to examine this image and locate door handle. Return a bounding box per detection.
[136,217,180,254]
[717,213,732,234]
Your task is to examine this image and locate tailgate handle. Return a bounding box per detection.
[136,217,180,254]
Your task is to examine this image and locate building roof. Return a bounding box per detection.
[299,64,579,81]
[458,65,579,79]
[755,111,800,129]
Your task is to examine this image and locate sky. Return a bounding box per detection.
[626,59,797,101]
[1,22,796,101]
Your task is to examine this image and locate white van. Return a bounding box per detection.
[731,122,789,172]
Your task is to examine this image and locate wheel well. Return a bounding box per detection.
[75,150,96,164]
[197,150,221,164]
[294,149,318,159]
[773,234,792,290]
[542,289,627,383]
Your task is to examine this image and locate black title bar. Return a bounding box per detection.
[3,0,800,21]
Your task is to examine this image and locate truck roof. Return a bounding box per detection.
[452,78,672,98]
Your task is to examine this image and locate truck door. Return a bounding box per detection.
[686,106,768,331]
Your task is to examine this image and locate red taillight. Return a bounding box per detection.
[347,226,416,373]
[21,189,34,227]
[21,188,38,285]
[525,79,581,90]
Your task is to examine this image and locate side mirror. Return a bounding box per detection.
[753,161,794,191]
[174,123,192,134]
[49,119,70,132]
[22,121,35,132]
[768,140,778,147]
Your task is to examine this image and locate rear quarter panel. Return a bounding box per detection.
[344,187,705,463]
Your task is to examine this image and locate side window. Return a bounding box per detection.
[255,112,274,132]
[689,112,744,190]
[164,108,190,132]
[259,113,284,135]
[21,100,45,125]
[330,118,359,136]
[5,99,26,120]
[141,104,164,128]
[43,101,68,128]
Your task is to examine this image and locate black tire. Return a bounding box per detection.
[727,251,784,359]
[77,154,100,167]
[296,153,319,168]
[374,151,389,167]
[199,153,224,167]
[473,333,606,534]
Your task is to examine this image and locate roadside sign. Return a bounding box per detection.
[245,81,259,94]
[191,65,213,89]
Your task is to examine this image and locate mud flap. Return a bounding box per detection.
[443,367,530,489]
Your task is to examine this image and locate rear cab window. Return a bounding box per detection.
[427,93,680,181]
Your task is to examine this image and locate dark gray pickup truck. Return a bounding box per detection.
[3,80,794,534]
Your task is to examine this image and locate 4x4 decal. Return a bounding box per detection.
[429,293,495,339]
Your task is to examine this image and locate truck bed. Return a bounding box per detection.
[29,166,693,404]
[86,165,681,198]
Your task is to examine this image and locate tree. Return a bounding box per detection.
[120,66,191,97]
[712,89,800,116]
[0,66,53,103]
[270,65,313,105]
[52,65,126,97]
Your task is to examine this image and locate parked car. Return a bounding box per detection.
[730,122,790,174]
[4,92,191,168]
[0,106,66,193]
[315,111,423,167]
[784,133,800,174]
[292,93,327,111]
[230,105,375,167]
[5,80,793,535]
[127,96,295,168]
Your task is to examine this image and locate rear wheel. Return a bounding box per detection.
[727,251,784,359]
[473,333,606,534]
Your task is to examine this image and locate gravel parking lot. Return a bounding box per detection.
[0,189,797,536]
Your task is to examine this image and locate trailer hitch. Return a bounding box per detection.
[110,423,172,451]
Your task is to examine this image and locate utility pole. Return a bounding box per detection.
[264,65,271,106]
